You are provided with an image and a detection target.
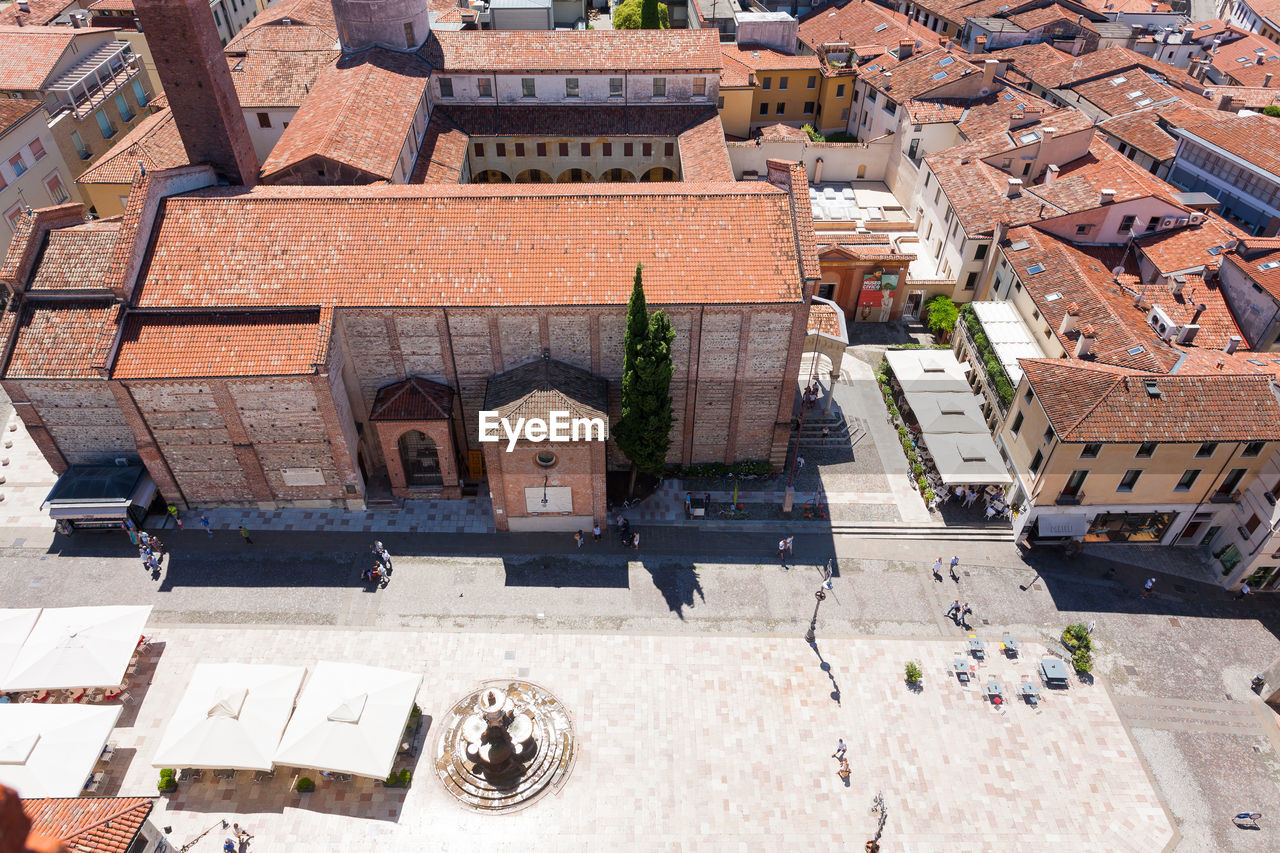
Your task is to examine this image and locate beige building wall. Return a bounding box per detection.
[718,85,755,139]
[0,108,79,256]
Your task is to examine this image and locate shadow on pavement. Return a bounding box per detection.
[642,561,704,619]
[502,556,629,588]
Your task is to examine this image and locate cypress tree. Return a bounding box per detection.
[616,266,675,493]
[640,0,661,29]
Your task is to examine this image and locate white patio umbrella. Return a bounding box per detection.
[151,663,305,771]
[0,609,40,690]
[0,703,121,797]
[273,662,421,779]
[1,605,151,691]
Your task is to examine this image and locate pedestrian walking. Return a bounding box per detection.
[233,823,253,843]
[931,557,943,581]
[574,530,584,548]
[631,530,639,550]
[378,547,392,571]
[146,555,160,573]
[615,512,623,528]
[795,455,806,472]
[200,515,213,537]
[684,492,692,517]
[785,535,794,556]
[167,503,180,525]
[949,555,960,581]
[149,537,164,555]
[960,603,972,628]
[126,527,138,546]
[1143,577,1156,598]
[821,426,830,444]
[1239,583,1252,599]
[239,526,253,545]
[945,599,960,620]
[778,538,788,568]
[592,523,601,541]
[834,738,847,759]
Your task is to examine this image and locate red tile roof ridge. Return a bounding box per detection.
[21,796,154,853]
[187,181,787,201]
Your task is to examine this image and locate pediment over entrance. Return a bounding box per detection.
[369,377,454,421]
[484,358,608,433]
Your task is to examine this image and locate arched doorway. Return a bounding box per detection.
[599,167,637,182]
[472,169,512,183]
[556,168,594,183]
[515,168,552,183]
[397,430,443,487]
[640,166,676,182]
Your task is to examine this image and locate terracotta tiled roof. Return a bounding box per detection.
[1082,0,1171,12]
[1097,101,1220,161]
[87,0,135,10]
[0,98,41,135]
[1183,18,1230,39]
[0,0,77,26]
[484,358,608,427]
[6,300,120,379]
[807,301,841,337]
[75,107,189,184]
[1066,70,1188,117]
[1006,4,1076,29]
[260,49,430,182]
[1176,113,1280,178]
[126,182,810,310]
[759,122,811,142]
[718,45,754,87]
[990,44,1198,93]
[1203,84,1280,109]
[408,114,468,183]
[28,221,121,291]
[721,44,821,71]
[797,0,937,53]
[1020,358,1280,442]
[820,241,916,261]
[227,48,336,109]
[369,376,453,421]
[676,112,734,182]
[223,0,336,53]
[905,88,1057,138]
[113,310,326,378]
[862,48,981,100]
[1224,248,1280,301]
[0,24,114,91]
[427,29,722,73]
[1208,30,1280,88]
[778,160,820,282]
[21,797,154,853]
[928,128,1171,238]
[1134,213,1245,275]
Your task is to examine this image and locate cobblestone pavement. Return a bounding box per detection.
[101,627,1169,853]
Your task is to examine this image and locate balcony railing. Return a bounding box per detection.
[45,41,139,120]
[1210,490,1242,504]
[1056,492,1085,506]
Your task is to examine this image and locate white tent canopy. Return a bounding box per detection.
[922,433,1013,486]
[0,609,40,687]
[970,301,1047,388]
[907,391,990,434]
[273,662,421,779]
[1,605,151,691]
[152,663,305,771]
[0,704,120,797]
[884,349,971,393]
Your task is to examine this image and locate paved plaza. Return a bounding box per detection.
[102,627,1169,853]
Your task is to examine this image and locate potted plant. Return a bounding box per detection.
[157,768,177,793]
[1072,648,1093,673]
[905,660,923,689]
[295,776,315,793]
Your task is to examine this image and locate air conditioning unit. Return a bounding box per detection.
[1147,304,1176,339]
[1175,216,1189,226]
[1189,212,1205,225]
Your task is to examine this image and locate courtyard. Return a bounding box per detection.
[99,627,1168,852]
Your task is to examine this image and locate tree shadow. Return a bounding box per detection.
[642,561,704,619]
[502,556,630,589]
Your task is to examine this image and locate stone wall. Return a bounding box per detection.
[3,380,136,471]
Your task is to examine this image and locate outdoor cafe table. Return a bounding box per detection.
[986,678,1004,701]
[1019,680,1041,705]
[968,638,986,659]
[953,658,974,683]
[1039,657,1071,686]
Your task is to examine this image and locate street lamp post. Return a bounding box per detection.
[804,589,826,644]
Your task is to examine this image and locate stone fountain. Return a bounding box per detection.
[435,680,575,812]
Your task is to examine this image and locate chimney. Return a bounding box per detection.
[1100,188,1116,204]
[1267,73,1275,87]
[765,158,798,190]
[70,13,80,27]
[1224,335,1242,354]
[981,58,997,90]
[1044,164,1059,185]
[17,0,29,11]
[1219,94,1234,112]
[940,37,950,50]
[1007,178,1023,198]
[132,0,259,186]
[1168,274,1185,296]
[1074,324,1097,357]
[1190,302,1207,325]
[899,39,914,60]
[814,157,824,184]
[975,35,987,53]
[1059,303,1081,335]
[1176,324,1200,344]
[1149,1,1158,10]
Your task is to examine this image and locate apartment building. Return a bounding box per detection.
[719,44,825,134]
[1226,0,1280,45]
[1167,113,1280,236]
[0,99,76,253]
[1217,235,1280,351]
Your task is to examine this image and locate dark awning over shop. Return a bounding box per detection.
[42,465,156,521]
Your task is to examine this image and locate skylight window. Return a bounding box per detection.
[1136,97,1154,106]
[1027,263,1046,275]
[874,22,888,32]
[1207,246,1221,255]
[1237,56,1250,63]
[932,71,948,80]
[1126,90,1143,99]
[1198,23,1211,29]
[1143,379,1160,397]
[1110,75,1128,85]
[1017,130,1040,143]
[1260,260,1280,270]
[1045,292,1063,301]
[1256,47,1268,53]
[940,56,955,66]
[1127,345,1146,356]
[1248,358,1267,365]
[1009,240,1030,251]
[998,4,1010,9]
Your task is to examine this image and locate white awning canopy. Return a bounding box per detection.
[970,301,1047,388]
[1,606,151,691]
[152,663,305,771]
[0,609,40,685]
[907,391,990,434]
[884,349,971,393]
[273,662,421,779]
[920,433,1013,486]
[0,704,121,797]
